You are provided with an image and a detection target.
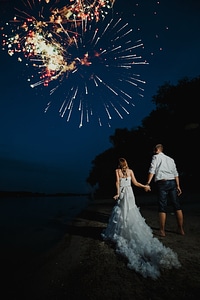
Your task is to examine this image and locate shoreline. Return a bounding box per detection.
[2,196,200,299]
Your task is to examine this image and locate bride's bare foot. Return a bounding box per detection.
[159,230,166,237]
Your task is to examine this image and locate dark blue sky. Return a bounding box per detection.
[0,0,200,194]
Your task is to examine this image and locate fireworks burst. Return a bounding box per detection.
[1,0,169,127]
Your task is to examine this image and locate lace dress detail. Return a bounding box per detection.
[101,177,181,279]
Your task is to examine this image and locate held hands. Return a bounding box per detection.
[144,184,151,192]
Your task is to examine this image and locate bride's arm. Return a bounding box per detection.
[130,169,151,191]
[113,169,120,200]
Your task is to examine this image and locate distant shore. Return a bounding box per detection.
[2,193,200,300]
[0,190,89,197]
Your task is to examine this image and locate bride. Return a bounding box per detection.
[101,158,181,279]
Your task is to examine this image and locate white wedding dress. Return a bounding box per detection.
[101,177,181,279]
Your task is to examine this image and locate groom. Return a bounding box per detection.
[146,144,184,237]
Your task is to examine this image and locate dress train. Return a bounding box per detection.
[101,177,181,279]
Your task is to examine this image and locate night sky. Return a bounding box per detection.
[0,0,200,194]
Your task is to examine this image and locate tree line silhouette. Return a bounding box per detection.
[86,76,200,198]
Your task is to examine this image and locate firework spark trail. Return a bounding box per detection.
[7,10,147,126]
[57,0,116,23]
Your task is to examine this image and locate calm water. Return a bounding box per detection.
[0,195,89,255]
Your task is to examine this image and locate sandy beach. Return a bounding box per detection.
[2,194,200,300]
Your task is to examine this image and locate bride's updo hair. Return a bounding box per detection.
[118,158,128,169]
